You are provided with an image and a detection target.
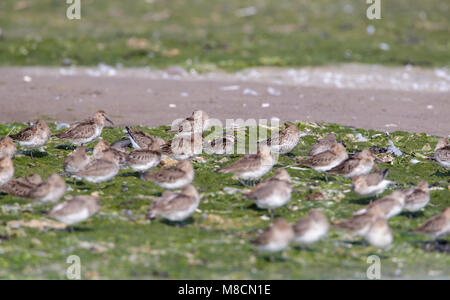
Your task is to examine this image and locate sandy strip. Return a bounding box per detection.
[0,65,448,136]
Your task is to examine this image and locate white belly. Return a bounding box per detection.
[19,136,47,149]
[56,209,90,225]
[70,126,103,145]
[293,226,328,245]
[256,192,290,209]
[81,168,119,183]
[366,231,392,248]
[157,175,193,189]
[356,180,392,196]
[345,164,373,178]
[258,241,289,253]
[239,161,273,180]
[163,202,198,221]
[130,160,160,172]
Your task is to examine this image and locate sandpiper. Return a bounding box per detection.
[204,135,235,155]
[328,149,375,178]
[264,124,301,155]
[127,146,162,173]
[411,207,450,238]
[404,181,430,213]
[434,138,450,169]
[308,133,337,156]
[111,137,132,152]
[93,138,128,168]
[54,110,113,146]
[354,190,406,219]
[147,184,200,222]
[49,195,100,227]
[126,126,166,150]
[251,219,294,254]
[72,151,120,184]
[352,168,393,197]
[334,208,383,237]
[64,146,92,174]
[244,169,292,217]
[221,145,274,184]
[297,143,348,181]
[10,120,51,154]
[292,209,329,245]
[170,110,210,133]
[1,174,42,197]
[142,160,194,189]
[365,218,393,249]
[160,133,203,160]
[27,174,66,204]
[0,136,17,159]
[0,156,14,186]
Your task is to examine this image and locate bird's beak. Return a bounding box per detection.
[106,117,114,125]
[375,158,384,163]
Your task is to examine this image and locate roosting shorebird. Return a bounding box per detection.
[54,111,113,146]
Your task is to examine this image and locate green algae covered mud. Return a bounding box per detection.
[0,122,448,279]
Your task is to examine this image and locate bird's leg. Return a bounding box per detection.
[324,173,328,183]
[269,209,274,219]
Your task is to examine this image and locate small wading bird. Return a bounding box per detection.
[93,138,128,168]
[54,111,114,146]
[308,133,337,156]
[0,136,17,159]
[334,207,384,237]
[27,174,66,204]
[364,218,393,249]
[146,185,200,223]
[221,145,274,186]
[126,145,162,173]
[251,219,294,261]
[126,126,166,150]
[48,196,101,231]
[244,169,292,218]
[328,149,376,178]
[292,210,329,246]
[1,174,43,198]
[10,120,51,158]
[263,123,302,155]
[0,156,14,186]
[160,133,203,161]
[203,134,235,155]
[110,137,132,152]
[64,147,92,174]
[411,207,450,239]
[142,160,194,189]
[434,138,450,169]
[297,143,348,182]
[403,181,430,214]
[169,110,210,133]
[352,168,393,197]
[353,190,406,220]
[72,150,121,184]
